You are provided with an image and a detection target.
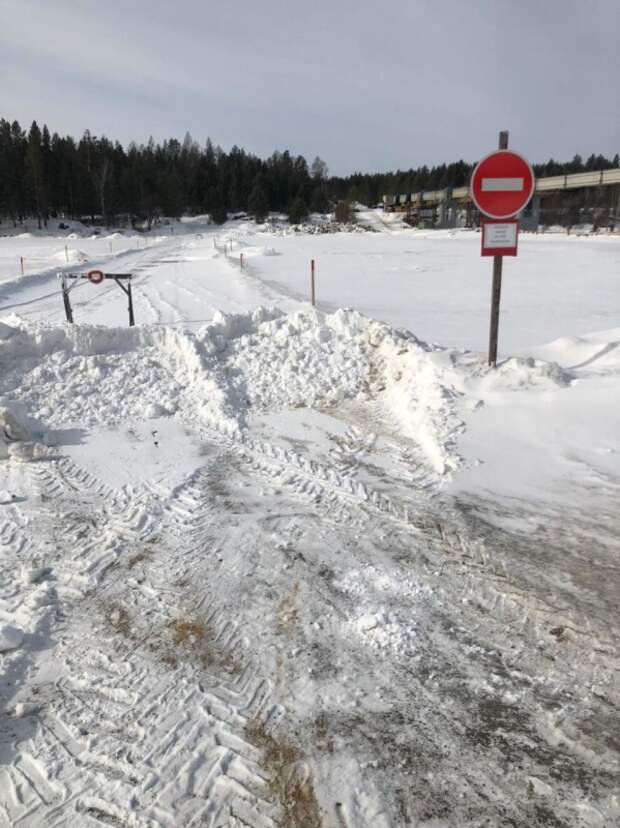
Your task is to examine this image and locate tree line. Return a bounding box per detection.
[0,119,330,229]
[1,117,617,227]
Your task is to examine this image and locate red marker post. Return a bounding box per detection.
[470,133,534,365]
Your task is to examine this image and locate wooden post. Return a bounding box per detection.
[65,244,69,262]
[20,256,24,275]
[109,241,113,253]
[310,259,316,306]
[240,253,244,270]
[127,280,135,327]
[488,130,509,367]
[60,274,73,323]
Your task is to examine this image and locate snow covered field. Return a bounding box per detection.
[0,214,619,827]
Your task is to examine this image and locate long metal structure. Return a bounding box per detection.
[383,167,620,209]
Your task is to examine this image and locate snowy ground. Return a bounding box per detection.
[0,215,619,827]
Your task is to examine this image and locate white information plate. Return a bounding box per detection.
[484,222,518,248]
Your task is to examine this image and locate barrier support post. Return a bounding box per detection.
[60,274,74,324]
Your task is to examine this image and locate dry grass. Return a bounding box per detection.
[276,581,300,636]
[156,614,242,675]
[246,718,323,828]
[103,602,133,638]
[127,535,160,569]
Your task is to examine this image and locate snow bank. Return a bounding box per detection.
[530,329,620,373]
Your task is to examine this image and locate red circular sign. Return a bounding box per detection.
[470,150,535,219]
[87,269,105,284]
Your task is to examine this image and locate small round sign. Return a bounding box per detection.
[87,269,105,284]
[470,150,535,219]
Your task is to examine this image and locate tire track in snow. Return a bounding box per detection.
[3,451,284,828]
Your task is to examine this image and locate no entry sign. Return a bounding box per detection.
[471,150,534,219]
[87,269,105,284]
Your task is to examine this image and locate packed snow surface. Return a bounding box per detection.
[0,214,619,827]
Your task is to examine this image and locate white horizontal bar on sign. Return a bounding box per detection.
[482,177,524,192]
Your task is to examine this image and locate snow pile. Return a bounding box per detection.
[262,220,373,236]
[0,309,473,477]
[354,609,418,655]
[53,248,89,264]
[200,307,370,410]
[0,406,32,442]
[478,356,573,392]
[0,402,51,462]
[335,566,432,656]
[363,323,465,474]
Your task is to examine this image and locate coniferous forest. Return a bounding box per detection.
[1,117,618,228]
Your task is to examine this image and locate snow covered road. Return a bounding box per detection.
[1,218,619,827]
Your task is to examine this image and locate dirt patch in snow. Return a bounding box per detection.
[246,718,323,828]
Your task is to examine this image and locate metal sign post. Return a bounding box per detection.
[58,270,135,327]
[470,132,534,366]
[489,131,508,367]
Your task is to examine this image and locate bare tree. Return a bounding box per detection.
[311,156,328,181]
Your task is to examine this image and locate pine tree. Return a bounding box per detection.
[287,195,308,224]
[310,187,329,213]
[248,182,269,223]
[25,121,44,228]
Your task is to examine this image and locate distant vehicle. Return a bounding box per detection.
[58,222,69,230]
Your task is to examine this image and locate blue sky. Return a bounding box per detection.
[2,0,618,174]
